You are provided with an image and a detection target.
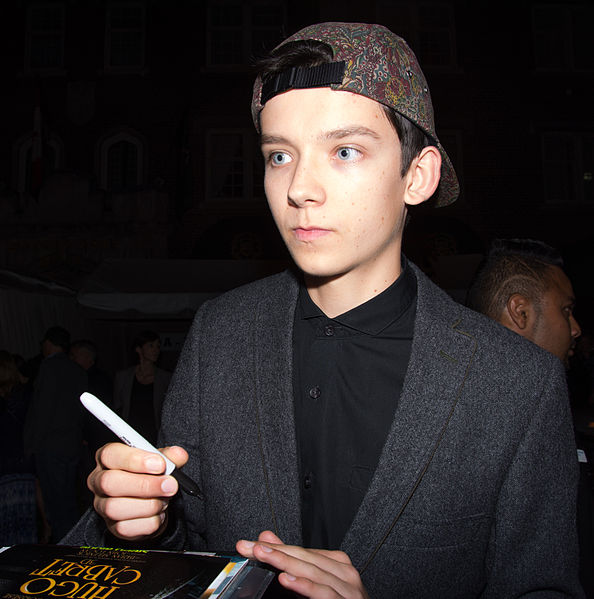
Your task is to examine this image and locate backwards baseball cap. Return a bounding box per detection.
[252,22,459,207]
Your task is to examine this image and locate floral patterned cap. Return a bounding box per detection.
[252,22,459,207]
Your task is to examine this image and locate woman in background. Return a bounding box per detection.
[112,331,171,445]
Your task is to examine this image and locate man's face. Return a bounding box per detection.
[260,88,410,288]
[69,347,93,370]
[530,266,581,367]
[41,339,52,357]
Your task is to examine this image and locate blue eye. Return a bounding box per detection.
[337,147,360,161]
[270,152,291,166]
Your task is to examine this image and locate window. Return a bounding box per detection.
[541,132,594,204]
[13,132,63,194]
[206,1,286,68]
[533,4,594,71]
[97,130,145,191]
[377,2,457,69]
[206,129,264,201]
[25,3,64,73]
[105,2,145,71]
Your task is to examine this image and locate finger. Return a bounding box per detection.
[257,540,353,569]
[92,468,178,499]
[108,513,168,541]
[250,544,361,596]
[277,572,338,599]
[277,571,369,599]
[94,496,169,522]
[235,540,257,558]
[258,530,283,544]
[98,443,169,475]
[236,537,334,563]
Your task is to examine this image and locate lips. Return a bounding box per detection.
[293,227,331,241]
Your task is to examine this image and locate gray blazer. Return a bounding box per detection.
[64,265,583,598]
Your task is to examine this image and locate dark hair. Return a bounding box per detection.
[42,326,70,351]
[133,330,159,350]
[256,40,431,177]
[466,238,565,319]
[131,330,160,365]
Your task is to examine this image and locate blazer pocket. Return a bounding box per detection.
[392,514,492,549]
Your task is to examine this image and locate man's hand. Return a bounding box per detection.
[236,531,369,599]
[88,442,188,540]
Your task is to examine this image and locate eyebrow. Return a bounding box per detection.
[260,134,289,146]
[260,126,382,146]
[320,126,382,141]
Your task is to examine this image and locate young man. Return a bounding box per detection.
[466,238,581,368]
[65,23,583,597]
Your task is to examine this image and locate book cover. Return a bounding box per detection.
[0,545,249,599]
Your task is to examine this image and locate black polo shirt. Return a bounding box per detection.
[293,259,417,549]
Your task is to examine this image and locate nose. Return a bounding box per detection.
[287,156,325,208]
[571,315,581,340]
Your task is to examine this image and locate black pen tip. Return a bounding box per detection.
[171,468,204,500]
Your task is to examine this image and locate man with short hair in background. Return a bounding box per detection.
[24,326,87,542]
[467,238,593,596]
[466,238,581,367]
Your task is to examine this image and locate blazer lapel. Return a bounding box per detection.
[343,270,478,571]
[251,272,303,544]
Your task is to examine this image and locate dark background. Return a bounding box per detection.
[1,0,593,372]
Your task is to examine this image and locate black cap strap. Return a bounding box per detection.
[261,61,346,105]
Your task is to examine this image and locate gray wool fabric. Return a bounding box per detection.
[63,264,583,598]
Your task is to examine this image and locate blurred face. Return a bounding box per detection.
[69,347,93,370]
[136,339,160,364]
[41,339,53,357]
[530,266,581,367]
[260,87,410,289]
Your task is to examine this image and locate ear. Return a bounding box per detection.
[501,293,537,334]
[404,146,442,206]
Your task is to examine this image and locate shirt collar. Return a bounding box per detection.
[298,256,417,335]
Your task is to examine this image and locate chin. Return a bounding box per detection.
[290,255,343,280]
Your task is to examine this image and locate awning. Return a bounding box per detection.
[77,259,290,318]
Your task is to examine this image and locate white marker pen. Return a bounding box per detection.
[80,392,203,499]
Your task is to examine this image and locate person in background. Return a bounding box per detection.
[0,350,31,475]
[112,330,171,446]
[69,339,116,510]
[23,326,87,542]
[69,339,115,450]
[467,238,592,597]
[0,350,49,544]
[466,238,581,367]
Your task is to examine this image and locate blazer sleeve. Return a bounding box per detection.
[485,360,583,598]
[154,367,172,430]
[158,305,209,551]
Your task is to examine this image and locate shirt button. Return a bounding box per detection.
[324,325,335,336]
[304,473,313,489]
[309,386,321,399]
